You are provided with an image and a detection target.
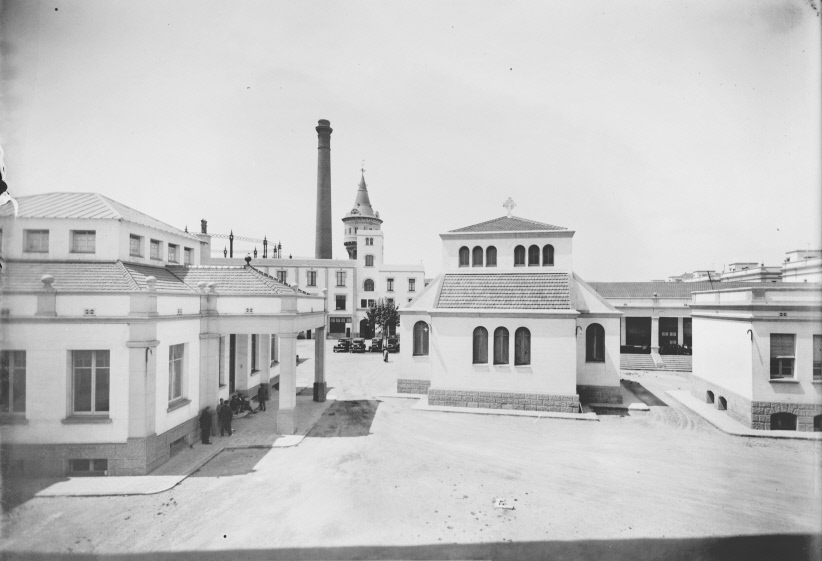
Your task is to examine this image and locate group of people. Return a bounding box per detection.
[198,383,271,444]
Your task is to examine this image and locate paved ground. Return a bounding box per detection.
[2,343,821,560]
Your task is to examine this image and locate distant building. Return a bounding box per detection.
[719,262,782,283]
[782,249,822,283]
[689,285,822,432]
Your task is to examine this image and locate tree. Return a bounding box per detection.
[366,298,400,340]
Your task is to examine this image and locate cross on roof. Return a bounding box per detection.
[503,197,516,217]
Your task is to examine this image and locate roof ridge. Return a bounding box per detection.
[116,260,142,291]
[94,193,123,219]
[247,265,294,292]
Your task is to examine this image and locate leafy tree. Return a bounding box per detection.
[366,298,400,340]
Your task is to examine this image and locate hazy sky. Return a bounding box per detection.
[1,0,819,280]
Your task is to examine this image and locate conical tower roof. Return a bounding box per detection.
[343,172,381,221]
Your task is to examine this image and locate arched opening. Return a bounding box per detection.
[770,412,797,431]
[814,415,822,432]
[528,245,540,266]
[359,318,373,339]
[486,246,497,267]
[413,321,429,356]
[586,324,605,362]
[459,246,469,267]
[718,397,727,411]
[363,279,374,292]
[706,391,715,404]
[514,246,525,266]
[493,327,509,365]
[472,246,483,267]
[514,327,530,366]
[543,244,554,266]
[472,326,488,364]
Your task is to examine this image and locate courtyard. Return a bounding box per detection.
[1,340,821,560]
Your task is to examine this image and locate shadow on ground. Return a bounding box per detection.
[189,448,270,478]
[591,406,630,417]
[1,476,68,512]
[297,386,334,398]
[2,534,819,561]
[622,379,668,407]
[306,400,379,438]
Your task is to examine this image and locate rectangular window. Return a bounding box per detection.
[367,299,376,308]
[270,335,278,364]
[336,295,346,310]
[277,270,287,284]
[813,335,822,381]
[770,334,795,379]
[360,299,367,308]
[307,271,317,287]
[150,239,161,260]
[24,230,49,253]
[386,298,394,305]
[168,344,184,402]
[129,234,143,257]
[219,337,226,387]
[387,278,394,292]
[251,335,258,372]
[408,278,416,292]
[71,230,96,253]
[336,271,346,287]
[69,459,108,475]
[168,244,178,263]
[0,351,26,414]
[184,247,193,265]
[72,350,110,415]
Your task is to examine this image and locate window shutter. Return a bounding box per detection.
[770,334,795,357]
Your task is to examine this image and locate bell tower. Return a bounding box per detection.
[341,170,382,260]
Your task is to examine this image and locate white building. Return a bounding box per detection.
[397,213,623,411]
[782,249,822,283]
[0,193,326,476]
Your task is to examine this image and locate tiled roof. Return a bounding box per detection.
[588,281,784,299]
[1,261,141,292]
[123,263,197,293]
[0,192,197,239]
[437,273,570,309]
[449,216,567,233]
[167,266,297,295]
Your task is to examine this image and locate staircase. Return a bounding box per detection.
[620,354,657,371]
[660,355,692,372]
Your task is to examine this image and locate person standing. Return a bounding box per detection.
[257,384,267,412]
[199,407,213,444]
[219,400,233,436]
[383,346,389,362]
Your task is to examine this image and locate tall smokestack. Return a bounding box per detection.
[315,119,333,259]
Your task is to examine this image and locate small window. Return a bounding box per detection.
[813,335,822,381]
[336,271,346,287]
[71,230,96,253]
[586,324,605,362]
[770,412,797,431]
[184,247,193,265]
[706,391,715,404]
[472,246,483,267]
[486,246,497,267]
[24,230,49,253]
[335,295,346,311]
[168,344,184,403]
[413,322,429,356]
[514,327,530,366]
[408,278,416,292]
[386,298,394,305]
[150,239,161,260]
[307,270,317,287]
[386,278,394,292]
[251,335,258,372]
[493,327,509,365]
[277,270,287,284]
[364,279,375,292]
[168,244,178,263]
[528,245,540,266]
[459,246,469,267]
[814,415,822,432]
[473,327,488,364]
[514,245,525,266]
[69,459,108,476]
[770,334,795,379]
[543,244,554,266]
[360,299,367,308]
[367,299,376,308]
[129,234,143,257]
[72,350,110,415]
[0,351,26,413]
[365,255,374,267]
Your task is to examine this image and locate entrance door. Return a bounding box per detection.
[659,317,678,350]
[625,317,651,353]
[359,319,373,339]
[229,334,236,393]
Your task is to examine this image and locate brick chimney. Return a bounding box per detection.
[315,119,333,259]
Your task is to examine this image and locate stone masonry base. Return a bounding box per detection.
[397,379,431,394]
[1,416,199,477]
[689,375,822,432]
[577,385,623,405]
[428,388,580,413]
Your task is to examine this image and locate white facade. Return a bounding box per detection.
[782,249,822,283]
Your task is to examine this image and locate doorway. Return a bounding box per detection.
[229,334,236,393]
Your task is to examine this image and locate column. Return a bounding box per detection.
[198,333,220,409]
[277,333,298,434]
[676,317,684,346]
[314,326,327,402]
[620,316,627,346]
[651,316,660,354]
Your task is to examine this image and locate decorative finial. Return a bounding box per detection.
[503,197,517,217]
[361,160,365,174]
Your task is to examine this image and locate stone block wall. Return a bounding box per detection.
[577,385,623,405]
[428,388,579,413]
[397,379,431,394]
[688,374,752,428]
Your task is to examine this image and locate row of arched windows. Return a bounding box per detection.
[459,246,497,267]
[515,244,554,266]
[458,245,555,267]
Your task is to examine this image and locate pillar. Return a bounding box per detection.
[235,334,249,391]
[650,316,660,353]
[126,324,159,439]
[315,119,333,259]
[277,333,298,434]
[198,333,220,408]
[676,317,684,346]
[314,326,327,402]
[620,316,627,346]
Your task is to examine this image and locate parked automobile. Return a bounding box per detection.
[332,338,351,353]
[368,339,383,353]
[350,338,367,353]
[386,337,400,353]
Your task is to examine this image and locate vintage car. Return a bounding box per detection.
[332,338,351,353]
[350,338,367,353]
[368,339,383,353]
[386,337,400,353]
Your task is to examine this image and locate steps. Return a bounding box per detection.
[661,355,692,372]
[620,354,657,370]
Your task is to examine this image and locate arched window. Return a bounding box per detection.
[486,246,497,267]
[528,245,540,266]
[543,244,554,266]
[473,327,488,364]
[365,255,374,267]
[706,391,715,404]
[514,246,525,266]
[459,246,469,267]
[770,412,797,431]
[472,246,483,267]
[493,327,509,365]
[413,321,429,356]
[514,327,530,366]
[364,279,374,292]
[586,324,605,362]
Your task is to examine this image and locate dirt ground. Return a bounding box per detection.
[2,341,821,560]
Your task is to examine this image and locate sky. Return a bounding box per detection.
[1,0,819,281]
